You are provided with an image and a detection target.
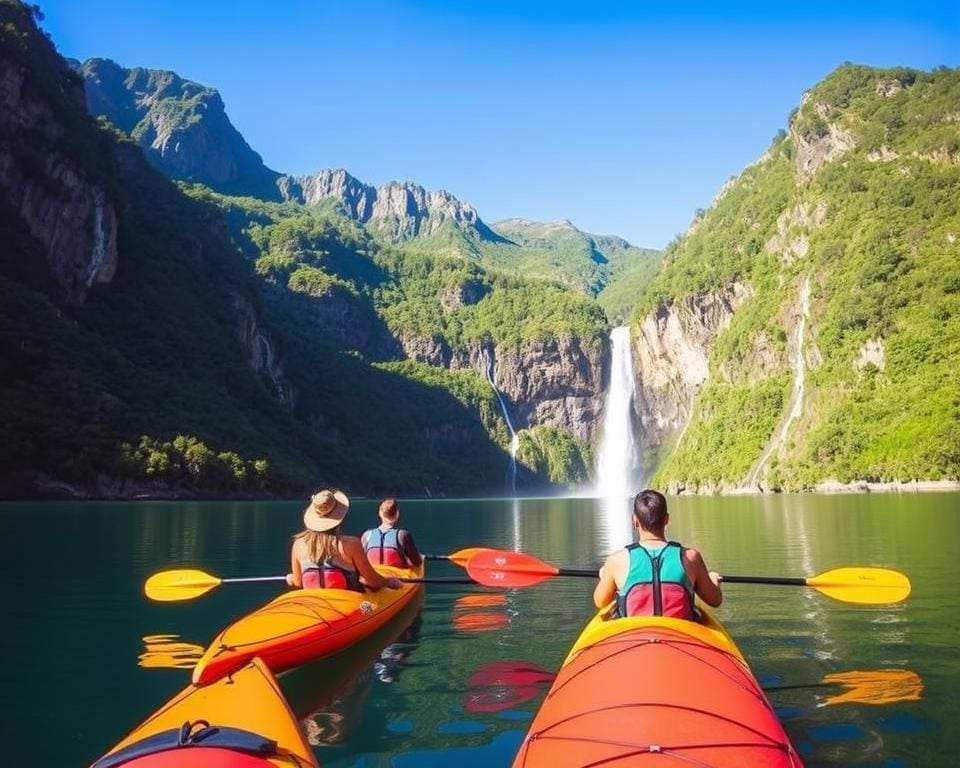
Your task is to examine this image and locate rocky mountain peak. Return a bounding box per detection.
[80,58,281,199]
[279,169,482,243]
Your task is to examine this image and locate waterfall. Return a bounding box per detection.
[744,275,810,488]
[596,326,640,497]
[484,349,519,495]
[595,326,640,549]
[87,190,107,287]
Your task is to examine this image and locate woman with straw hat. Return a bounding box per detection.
[287,489,402,592]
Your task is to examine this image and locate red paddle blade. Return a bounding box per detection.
[466,549,559,588]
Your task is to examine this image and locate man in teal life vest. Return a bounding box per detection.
[362,498,423,568]
[593,489,722,619]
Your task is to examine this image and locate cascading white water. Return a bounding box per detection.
[484,349,519,495]
[744,275,810,488]
[87,190,107,287]
[595,326,640,549]
[596,326,640,496]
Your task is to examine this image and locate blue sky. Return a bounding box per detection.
[39,1,959,247]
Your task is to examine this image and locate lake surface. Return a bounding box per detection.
[1,494,957,766]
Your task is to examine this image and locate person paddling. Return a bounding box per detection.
[361,498,423,568]
[288,490,402,591]
[593,489,721,619]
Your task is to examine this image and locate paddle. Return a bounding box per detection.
[425,547,492,568]
[144,569,474,602]
[465,549,912,604]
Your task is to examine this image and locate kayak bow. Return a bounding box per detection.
[91,657,316,768]
[192,563,425,685]
[513,606,803,767]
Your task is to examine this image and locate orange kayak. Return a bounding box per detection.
[91,657,316,768]
[513,606,803,767]
[192,563,424,685]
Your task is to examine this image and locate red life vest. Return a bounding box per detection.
[302,559,362,591]
[364,526,407,567]
[617,542,695,620]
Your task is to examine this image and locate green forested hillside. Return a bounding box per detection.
[640,64,960,489]
[0,1,518,496]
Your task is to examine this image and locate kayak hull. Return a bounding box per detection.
[513,608,803,768]
[193,564,424,685]
[91,657,316,768]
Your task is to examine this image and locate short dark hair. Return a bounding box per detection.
[633,489,668,530]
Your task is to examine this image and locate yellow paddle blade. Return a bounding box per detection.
[821,669,924,706]
[806,567,911,605]
[448,547,492,568]
[144,569,222,602]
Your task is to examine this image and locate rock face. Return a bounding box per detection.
[631,283,752,459]
[791,99,857,179]
[0,55,118,305]
[280,169,483,243]
[80,58,281,199]
[397,333,607,444]
[229,290,294,407]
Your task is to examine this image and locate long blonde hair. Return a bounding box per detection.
[294,527,342,564]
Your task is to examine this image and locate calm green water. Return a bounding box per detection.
[1,494,957,767]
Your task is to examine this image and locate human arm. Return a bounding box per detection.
[343,537,399,589]
[398,530,423,567]
[287,542,303,588]
[683,548,722,607]
[593,553,619,608]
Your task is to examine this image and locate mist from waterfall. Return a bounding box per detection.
[484,349,519,495]
[595,326,640,548]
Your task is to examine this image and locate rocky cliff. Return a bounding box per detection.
[397,333,607,444]
[0,45,118,305]
[280,168,486,243]
[80,58,281,199]
[634,64,960,491]
[631,282,751,464]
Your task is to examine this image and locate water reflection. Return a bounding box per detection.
[137,633,204,669]
[463,660,553,714]
[2,494,955,767]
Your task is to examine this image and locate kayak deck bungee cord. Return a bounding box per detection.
[90,657,317,768]
[512,605,804,768]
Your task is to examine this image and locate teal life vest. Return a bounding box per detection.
[617,541,695,620]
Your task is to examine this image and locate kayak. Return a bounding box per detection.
[513,606,803,767]
[91,657,316,768]
[192,563,424,685]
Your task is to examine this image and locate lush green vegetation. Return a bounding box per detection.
[517,426,592,486]
[119,435,271,493]
[644,64,960,489]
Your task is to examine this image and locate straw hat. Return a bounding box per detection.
[303,489,350,532]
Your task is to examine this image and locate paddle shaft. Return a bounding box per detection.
[222,575,474,585]
[720,575,807,586]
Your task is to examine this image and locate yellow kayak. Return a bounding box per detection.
[192,563,424,685]
[90,657,316,768]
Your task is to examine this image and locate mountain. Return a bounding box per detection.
[279,168,502,244]
[79,57,282,200]
[77,54,660,311]
[630,63,960,491]
[486,218,661,313]
[0,0,605,497]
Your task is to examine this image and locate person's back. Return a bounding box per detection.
[287,490,402,592]
[362,499,422,568]
[593,489,722,620]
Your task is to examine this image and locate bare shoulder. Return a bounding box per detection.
[602,548,628,574]
[340,534,363,554]
[682,547,705,566]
